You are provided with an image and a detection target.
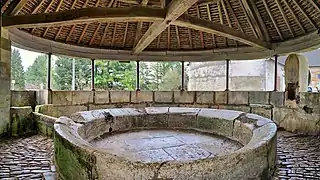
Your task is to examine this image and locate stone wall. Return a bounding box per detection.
[11,91,37,108]
[33,90,320,134]
[0,26,11,137]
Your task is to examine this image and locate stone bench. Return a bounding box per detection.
[54,107,277,180]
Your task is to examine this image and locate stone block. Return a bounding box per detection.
[174,91,195,104]
[251,106,272,119]
[35,104,87,117]
[196,91,214,104]
[88,104,116,110]
[110,91,130,103]
[10,106,36,137]
[130,91,153,103]
[167,107,200,128]
[94,91,109,104]
[232,120,252,145]
[11,91,37,107]
[249,91,269,104]
[228,91,249,105]
[154,91,173,103]
[51,91,72,105]
[72,91,93,105]
[299,92,320,108]
[270,92,284,107]
[215,91,227,104]
[36,90,50,104]
[0,107,10,136]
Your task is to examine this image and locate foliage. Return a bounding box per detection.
[25,54,47,89]
[11,48,25,90]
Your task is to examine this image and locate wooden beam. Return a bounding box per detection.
[134,0,149,46]
[32,0,46,14]
[221,0,238,47]
[239,0,258,39]
[275,0,294,37]
[66,0,87,42]
[89,23,102,45]
[292,0,317,29]
[196,6,205,48]
[262,0,283,40]
[247,0,270,42]
[218,1,227,47]
[100,23,111,46]
[1,0,11,13]
[123,22,129,47]
[10,0,28,15]
[31,0,55,34]
[175,14,271,49]
[308,0,320,13]
[282,0,305,34]
[133,0,200,53]
[175,26,181,49]
[3,7,166,28]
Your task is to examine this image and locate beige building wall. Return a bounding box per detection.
[310,66,320,91]
[187,59,285,91]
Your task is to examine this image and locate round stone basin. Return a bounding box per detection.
[54,107,277,180]
[91,129,242,163]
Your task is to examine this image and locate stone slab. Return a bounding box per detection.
[154,91,173,103]
[10,106,36,137]
[11,91,36,107]
[173,91,195,104]
[249,91,269,104]
[196,91,214,104]
[270,92,284,107]
[110,91,130,103]
[130,91,153,103]
[228,91,249,105]
[72,91,93,105]
[94,91,109,104]
[215,91,227,104]
[51,91,72,105]
[251,107,272,119]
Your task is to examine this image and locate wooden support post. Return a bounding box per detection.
[91,59,95,91]
[47,53,52,90]
[274,55,278,91]
[181,61,185,91]
[225,59,230,91]
[136,60,140,91]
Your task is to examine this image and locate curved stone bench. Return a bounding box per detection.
[54,107,277,180]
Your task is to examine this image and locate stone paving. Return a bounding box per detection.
[0,131,319,180]
[0,135,55,180]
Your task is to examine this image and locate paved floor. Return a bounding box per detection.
[0,135,55,180]
[92,130,242,163]
[0,131,319,179]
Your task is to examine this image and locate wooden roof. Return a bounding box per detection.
[2,0,320,61]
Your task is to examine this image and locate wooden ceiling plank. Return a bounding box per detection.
[10,0,29,15]
[262,0,283,40]
[175,25,181,49]
[282,0,305,34]
[122,22,129,47]
[247,0,270,42]
[292,0,317,29]
[133,0,202,53]
[206,4,216,48]
[275,0,294,37]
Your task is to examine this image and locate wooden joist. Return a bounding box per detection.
[10,0,28,15]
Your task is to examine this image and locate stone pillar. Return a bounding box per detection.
[0,25,11,137]
[284,54,309,104]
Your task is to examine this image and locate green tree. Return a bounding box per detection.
[54,56,91,90]
[25,54,47,89]
[95,61,136,90]
[11,48,25,90]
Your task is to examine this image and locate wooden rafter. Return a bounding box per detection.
[123,22,129,47]
[43,0,65,38]
[168,25,170,49]
[239,0,258,39]
[134,0,149,46]
[1,0,11,13]
[196,6,205,49]
[133,0,200,53]
[262,0,283,40]
[247,0,270,42]
[308,0,320,13]
[175,26,181,49]
[206,4,216,48]
[274,0,294,37]
[111,23,117,46]
[99,0,117,47]
[282,0,305,34]
[31,0,46,14]
[221,0,238,47]
[31,0,55,34]
[89,23,102,45]
[65,0,86,42]
[291,0,317,29]
[10,0,28,15]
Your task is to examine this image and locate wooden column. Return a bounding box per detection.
[136,60,140,91]
[225,59,230,91]
[274,55,278,91]
[91,59,95,91]
[47,53,52,90]
[181,61,185,91]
